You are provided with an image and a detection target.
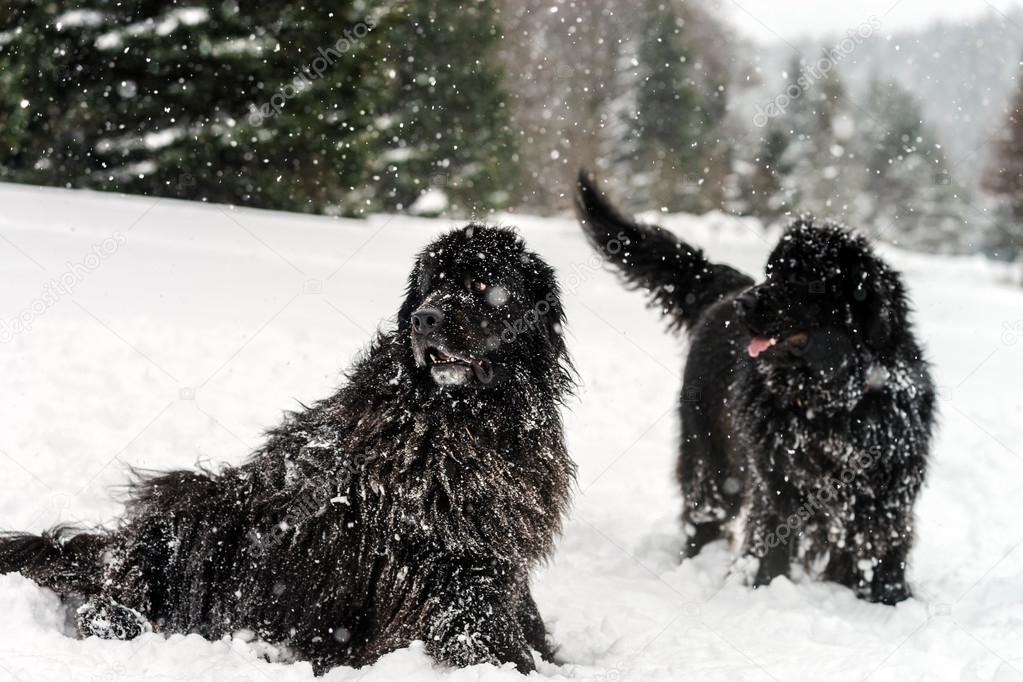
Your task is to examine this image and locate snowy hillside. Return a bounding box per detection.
[1,183,1022,681]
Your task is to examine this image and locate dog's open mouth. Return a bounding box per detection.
[425,346,495,386]
[747,331,809,358]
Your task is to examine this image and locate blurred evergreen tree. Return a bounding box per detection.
[737,64,970,253]
[373,0,519,215]
[982,57,1023,259]
[0,1,519,216]
[744,123,793,222]
[858,77,967,253]
[617,0,729,213]
[772,56,862,225]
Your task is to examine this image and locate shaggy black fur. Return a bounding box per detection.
[575,172,935,605]
[0,225,575,673]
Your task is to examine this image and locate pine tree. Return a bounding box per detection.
[0,2,122,185]
[618,0,728,212]
[774,57,861,225]
[373,0,519,216]
[858,77,967,252]
[0,1,521,217]
[745,123,793,222]
[982,58,1023,259]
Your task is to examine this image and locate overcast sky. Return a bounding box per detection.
[720,0,1023,42]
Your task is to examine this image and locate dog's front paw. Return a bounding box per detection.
[492,636,536,673]
[434,629,535,673]
[865,580,911,605]
[434,632,535,673]
[76,597,150,640]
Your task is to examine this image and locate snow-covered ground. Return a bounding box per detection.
[0,183,1021,681]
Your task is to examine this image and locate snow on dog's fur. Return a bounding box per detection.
[576,172,935,604]
[0,225,574,673]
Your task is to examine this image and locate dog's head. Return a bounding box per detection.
[735,219,910,380]
[398,225,569,391]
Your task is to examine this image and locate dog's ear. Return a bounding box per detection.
[542,286,568,359]
[850,265,906,354]
[397,259,425,333]
[525,254,568,360]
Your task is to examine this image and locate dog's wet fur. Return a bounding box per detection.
[0,225,575,673]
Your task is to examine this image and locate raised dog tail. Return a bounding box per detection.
[0,526,109,597]
[574,170,754,330]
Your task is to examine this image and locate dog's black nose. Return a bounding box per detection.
[734,293,755,317]
[411,307,444,335]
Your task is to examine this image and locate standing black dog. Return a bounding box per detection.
[0,225,574,673]
[575,173,935,604]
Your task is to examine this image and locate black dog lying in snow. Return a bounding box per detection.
[0,225,574,673]
[576,173,935,604]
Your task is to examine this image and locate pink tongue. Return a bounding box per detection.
[747,337,775,358]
